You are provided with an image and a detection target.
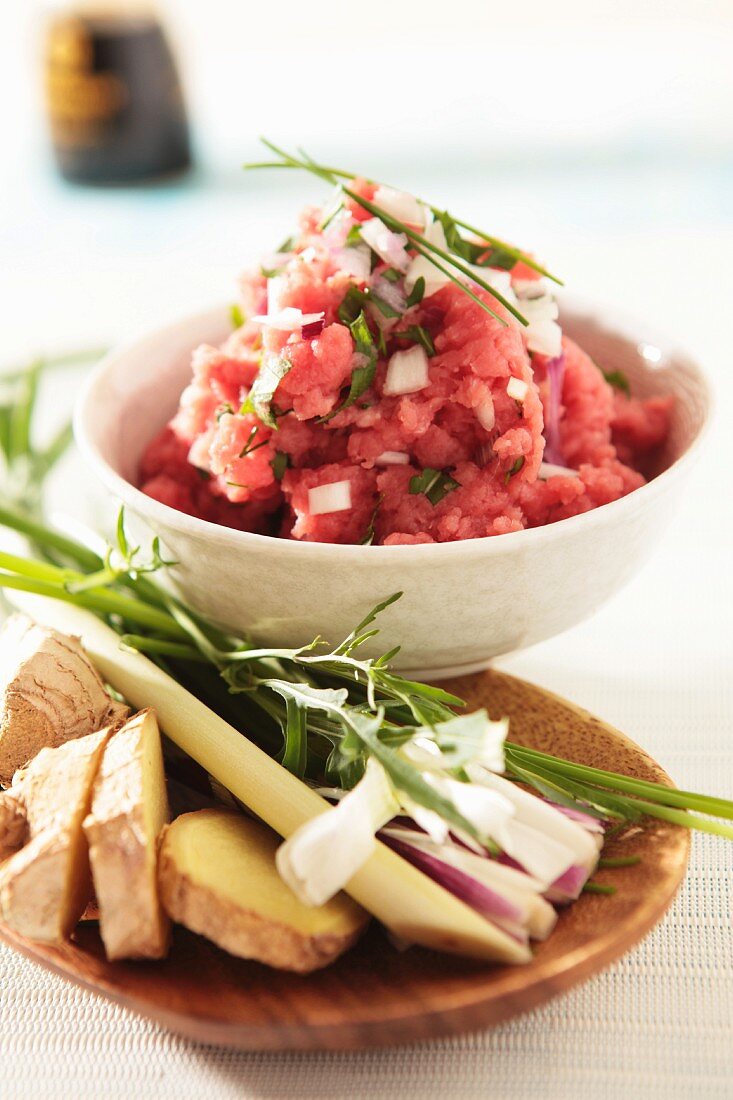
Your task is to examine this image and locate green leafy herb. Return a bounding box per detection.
[602,368,631,397]
[324,311,377,422]
[230,304,245,329]
[396,325,436,357]
[409,468,460,506]
[582,882,617,896]
[360,494,383,545]
[270,450,289,480]
[277,235,296,252]
[337,284,400,324]
[381,267,401,284]
[240,356,292,428]
[216,403,234,421]
[504,456,525,484]
[598,856,641,868]
[345,225,363,247]
[238,426,268,459]
[406,277,426,308]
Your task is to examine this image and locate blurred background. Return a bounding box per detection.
[0,0,731,365]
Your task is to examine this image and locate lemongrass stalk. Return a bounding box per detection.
[12,592,530,964]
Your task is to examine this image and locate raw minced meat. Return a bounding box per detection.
[140,183,672,545]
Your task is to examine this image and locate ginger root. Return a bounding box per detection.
[0,726,114,942]
[84,709,170,960]
[0,614,128,788]
[158,809,368,973]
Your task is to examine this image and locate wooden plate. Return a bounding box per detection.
[0,669,689,1050]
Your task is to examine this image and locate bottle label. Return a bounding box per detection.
[45,17,127,148]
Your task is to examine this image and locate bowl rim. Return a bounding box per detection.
[74,296,714,563]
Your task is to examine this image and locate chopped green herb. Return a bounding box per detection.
[260,265,282,279]
[194,467,211,481]
[376,326,388,358]
[238,426,268,459]
[409,467,460,506]
[582,882,617,896]
[381,267,401,283]
[230,304,245,329]
[405,276,426,308]
[360,493,384,545]
[320,198,345,231]
[345,225,363,247]
[240,355,293,429]
[270,451,289,480]
[226,480,248,490]
[598,855,641,868]
[396,325,436,357]
[504,456,525,484]
[277,235,295,252]
[337,286,367,325]
[323,311,377,421]
[216,403,234,421]
[601,368,631,397]
[337,285,400,324]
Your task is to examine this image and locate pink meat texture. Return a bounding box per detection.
[140,184,672,545]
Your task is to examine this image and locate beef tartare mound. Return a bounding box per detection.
[140,182,671,545]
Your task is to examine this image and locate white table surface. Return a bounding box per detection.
[0,159,731,1099]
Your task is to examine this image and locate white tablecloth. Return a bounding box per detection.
[0,175,731,1097]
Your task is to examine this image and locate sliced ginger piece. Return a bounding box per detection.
[0,726,113,942]
[158,809,369,973]
[83,709,170,960]
[0,789,27,859]
[0,614,128,787]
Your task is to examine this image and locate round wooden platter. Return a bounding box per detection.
[0,669,689,1051]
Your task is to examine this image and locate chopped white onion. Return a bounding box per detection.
[526,319,563,358]
[307,479,352,516]
[514,276,548,300]
[461,266,518,308]
[374,185,427,227]
[383,346,430,396]
[476,395,495,431]
[358,218,411,272]
[375,451,410,466]
[520,295,559,325]
[538,462,579,480]
[370,274,407,314]
[251,307,325,332]
[404,215,451,298]
[266,275,286,315]
[507,376,529,402]
[333,244,371,282]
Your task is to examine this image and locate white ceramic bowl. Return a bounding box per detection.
[74,298,711,678]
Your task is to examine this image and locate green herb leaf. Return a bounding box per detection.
[360,493,383,545]
[406,277,426,308]
[240,356,292,428]
[270,451,289,480]
[238,426,268,459]
[230,304,245,329]
[329,311,378,421]
[381,267,401,284]
[409,467,460,506]
[396,325,436,357]
[602,368,631,396]
[504,456,525,484]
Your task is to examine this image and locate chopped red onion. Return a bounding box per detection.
[382,834,528,943]
[301,317,325,340]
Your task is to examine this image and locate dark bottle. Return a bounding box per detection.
[44,2,192,184]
